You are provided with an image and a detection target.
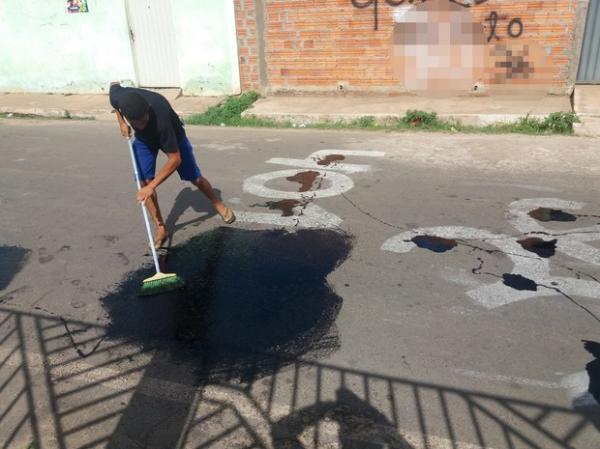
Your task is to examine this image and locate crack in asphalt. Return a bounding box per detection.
[471,257,600,324]
[455,239,542,261]
[341,193,404,230]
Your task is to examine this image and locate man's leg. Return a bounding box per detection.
[176,136,234,223]
[140,180,169,248]
[190,176,229,217]
[133,139,170,249]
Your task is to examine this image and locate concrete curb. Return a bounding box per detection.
[0,93,226,122]
[241,94,573,128]
[241,110,550,127]
[0,106,110,120]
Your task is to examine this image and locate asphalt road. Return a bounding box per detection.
[1,119,600,449]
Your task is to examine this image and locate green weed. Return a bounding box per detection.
[185,91,260,126]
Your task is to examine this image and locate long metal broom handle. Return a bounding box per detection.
[127,138,162,274]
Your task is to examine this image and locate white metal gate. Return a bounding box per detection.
[126,0,180,87]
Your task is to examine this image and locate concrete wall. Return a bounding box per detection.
[0,0,134,94]
[171,0,241,95]
[235,0,581,95]
[0,0,240,95]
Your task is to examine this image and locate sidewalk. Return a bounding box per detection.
[0,91,225,121]
[243,92,572,127]
[2,90,596,136]
[573,85,600,137]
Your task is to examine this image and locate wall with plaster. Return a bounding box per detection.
[234,0,580,94]
[171,0,241,95]
[0,0,134,94]
[0,0,240,95]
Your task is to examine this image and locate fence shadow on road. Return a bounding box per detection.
[1,306,599,449]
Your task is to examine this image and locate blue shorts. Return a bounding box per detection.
[132,136,202,182]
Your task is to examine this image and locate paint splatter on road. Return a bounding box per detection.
[529,208,577,222]
[517,237,557,258]
[410,235,457,253]
[250,199,302,217]
[286,171,320,192]
[317,154,346,166]
[502,273,538,291]
[101,227,353,381]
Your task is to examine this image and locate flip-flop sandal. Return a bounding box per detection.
[220,207,236,224]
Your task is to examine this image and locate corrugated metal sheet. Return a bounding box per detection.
[578,0,600,83]
[127,0,180,87]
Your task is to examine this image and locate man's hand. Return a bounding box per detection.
[120,123,131,138]
[137,185,155,204]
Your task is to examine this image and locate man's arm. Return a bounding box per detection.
[110,82,130,138]
[114,109,131,138]
[136,150,181,203]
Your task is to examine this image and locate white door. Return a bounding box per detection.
[126,0,180,87]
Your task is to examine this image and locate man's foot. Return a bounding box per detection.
[154,226,170,250]
[218,206,236,224]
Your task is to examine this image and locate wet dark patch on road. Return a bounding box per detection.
[101,227,352,380]
[251,199,302,217]
[410,235,457,253]
[529,208,577,222]
[517,237,557,258]
[0,246,30,291]
[286,170,320,192]
[502,273,538,291]
[267,199,302,216]
[317,154,345,166]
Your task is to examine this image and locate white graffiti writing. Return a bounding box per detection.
[382,198,600,309]
[237,150,385,228]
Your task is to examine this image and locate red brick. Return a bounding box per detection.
[236,0,577,92]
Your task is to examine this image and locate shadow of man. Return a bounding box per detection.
[0,246,30,294]
[272,387,415,449]
[583,341,600,404]
[163,187,222,243]
[582,340,600,430]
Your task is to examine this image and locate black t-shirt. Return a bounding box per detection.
[109,84,185,153]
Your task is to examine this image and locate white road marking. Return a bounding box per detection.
[381,199,600,309]
[455,368,563,389]
[238,149,385,229]
[235,204,343,229]
[267,150,386,174]
[243,169,354,200]
[561,371,599,407]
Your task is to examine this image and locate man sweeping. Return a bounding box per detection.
[109,82,235,251]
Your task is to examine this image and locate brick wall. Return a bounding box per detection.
[234,0,578,94]
[234,0,261,91]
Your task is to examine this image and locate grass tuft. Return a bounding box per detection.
[185,91,261,126]
[186,93,581,136]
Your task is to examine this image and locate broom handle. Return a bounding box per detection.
[127,138,162,275]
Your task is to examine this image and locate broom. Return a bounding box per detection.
[127,138,184,296]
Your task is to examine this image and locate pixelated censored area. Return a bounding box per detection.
[487,44,554,85]
[234,0,570,92]
[392,1,487,90]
